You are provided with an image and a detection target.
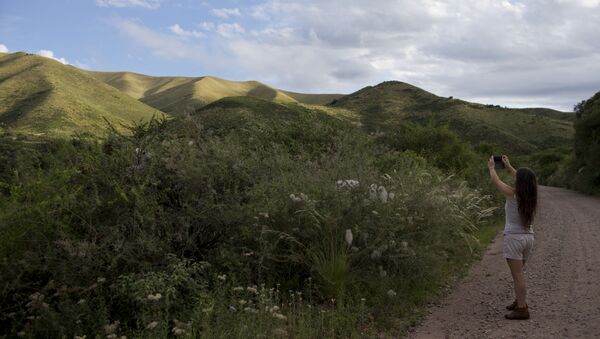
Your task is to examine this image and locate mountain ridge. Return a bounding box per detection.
[87,70,342,113]
[332,80,574,154]
[0,52,164,137]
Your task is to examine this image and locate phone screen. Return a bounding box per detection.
[494,155,505,169]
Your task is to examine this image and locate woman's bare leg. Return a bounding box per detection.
[507,258,527,308]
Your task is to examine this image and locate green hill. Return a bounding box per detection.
[87,71,343,114]
[0,52,165,137]
[330,81,575,154]
[280,90,342,105]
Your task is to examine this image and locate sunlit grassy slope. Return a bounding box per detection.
[88,71,344,114]
[0,52,165,137]
[331,81,575,154]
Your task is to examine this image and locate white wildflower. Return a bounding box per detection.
[232,286,244,292]
[378,186,388,203]
[369,184,378,200]
[344,229,353,247]
[77,299,86,305]
[272,328,289,338]
[258,212,270,218]
[107,335,117,339]
[97,277,106,283]
[104,321,120,334]
[351,246,359,252]
[239,299,247,305]
[146,293,162,301]
[401,241,408,248]
[269,306,280,313]
[372,210,379,216]
[173,320,191,332]
[387,289,397,298]
[389,192,396,200]
[246,286,258,294]
[336,179,360,190]
[244,307,258,314]
[188,140,194,146]
[146,321,159,330]
[289,194,302,202]
[217,274,227,281]
[171,328,186,336]
[272,312,287,321]
[74,335,86,339]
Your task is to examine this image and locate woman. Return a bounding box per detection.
[488,155,537,320]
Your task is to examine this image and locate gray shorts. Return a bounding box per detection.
[503,233,534,261]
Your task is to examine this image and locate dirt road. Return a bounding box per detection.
[407,186,600,338]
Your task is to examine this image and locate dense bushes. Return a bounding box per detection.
[569,92,600,194]
[0,98,497,337]
[377,122,477,176]
[536,91,600,194]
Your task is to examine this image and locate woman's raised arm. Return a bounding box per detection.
[488,156,514,198]
[502,155,517,178]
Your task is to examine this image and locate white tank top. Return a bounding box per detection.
[504,195,534,235]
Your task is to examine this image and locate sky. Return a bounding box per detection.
[1,0,599,111]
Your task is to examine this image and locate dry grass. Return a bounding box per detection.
[88,71,342,114]
[0,53,164,137]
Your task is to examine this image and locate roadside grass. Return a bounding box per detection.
[0,96,504,338]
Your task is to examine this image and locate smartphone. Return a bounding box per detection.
[493,155,505,170]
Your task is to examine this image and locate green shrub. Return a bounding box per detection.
[0,98,497,337]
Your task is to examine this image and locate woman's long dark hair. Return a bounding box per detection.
[515,167,538,228]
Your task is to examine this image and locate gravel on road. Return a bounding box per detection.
[407,186,600,339]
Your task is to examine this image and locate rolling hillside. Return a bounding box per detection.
[0,51,576,151]
[330,81,575,154]
[88,71,343,114]
[0,52,164,137]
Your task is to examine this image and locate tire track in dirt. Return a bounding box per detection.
[407,186,600,338]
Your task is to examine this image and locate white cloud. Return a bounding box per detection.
[112,0,600,110]
[37,50,69,64]
[169,24,205,39]
[96,0,161,9]
[74,60,90,69]
[199,21,245,37]
[0,43,8,53]
[210,8,242,19]
[115,19,210,61]
[217,0,600,110]
[216,23,245,37]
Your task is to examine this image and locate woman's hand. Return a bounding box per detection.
[502,155,511,167]
[488,156,496,171]
[502,154,517,177]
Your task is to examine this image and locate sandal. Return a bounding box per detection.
[505,304,529,320]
